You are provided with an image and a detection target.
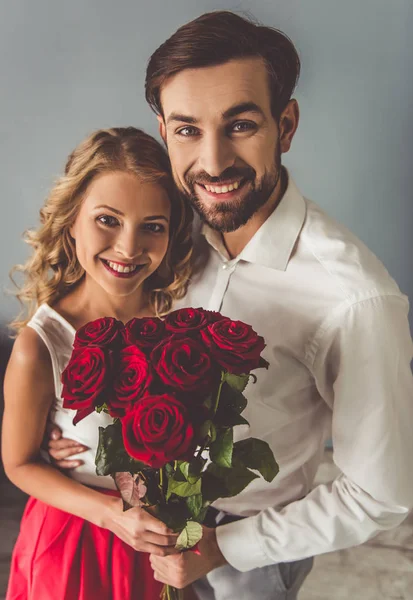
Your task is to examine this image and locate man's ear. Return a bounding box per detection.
[157,115,167,144]
[279,99,299,154]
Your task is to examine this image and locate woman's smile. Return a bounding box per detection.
[100,258,148,279]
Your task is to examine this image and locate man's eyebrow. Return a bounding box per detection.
[222,102,265,120]
[166,102,264,126]
[166,113,198,125]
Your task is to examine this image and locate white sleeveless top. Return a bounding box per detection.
[28,303,116,490]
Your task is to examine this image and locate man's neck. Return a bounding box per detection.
[222,168,287,259]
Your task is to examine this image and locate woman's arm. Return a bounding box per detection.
[1,327,177,555]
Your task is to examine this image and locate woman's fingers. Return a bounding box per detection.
[140,510,177,537]
[141,531,180,549]
[137,541,180,556]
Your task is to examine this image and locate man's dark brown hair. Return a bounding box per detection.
[145,10,301,121]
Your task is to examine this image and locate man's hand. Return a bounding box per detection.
[46,423,88,469]
[150,526,227,589]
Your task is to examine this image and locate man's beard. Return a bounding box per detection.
[179,148,282,233]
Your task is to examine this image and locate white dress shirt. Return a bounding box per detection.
[176,174,413,571]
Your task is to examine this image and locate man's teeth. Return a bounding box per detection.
[107,261,137,273]
[204,181,241,194]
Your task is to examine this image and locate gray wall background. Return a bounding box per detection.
[1,0,412,328]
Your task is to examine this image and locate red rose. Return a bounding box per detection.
[121,394,195,468]
[164,308,208,333]
[151,336,218,392]
[62,346,111,423]
[109,346,153,417]
[123,317,166,351]
[204,310,224,323]
[200,318,266,374]
[74,317,124,349]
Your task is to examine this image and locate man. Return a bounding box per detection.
[48,11,413,600]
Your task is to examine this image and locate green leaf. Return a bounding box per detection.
[209,422,217,443]
[209,428,233,468]
[219,382,248,414]
[186,494,204,519]
[179,457,207,484]
[202,463,259,502]
[199,419,212,440]
[233,438,279,482]
[203,394,214,410]
[95,402,109,414]
[214,405,250,428]
[201,470,229,503]
[153,501,190,531]
[166,476,202,500]
[223,372,250,393]
[175,521,203,550]
[95,423,147,476]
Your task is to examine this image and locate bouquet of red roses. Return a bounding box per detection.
[61,307,278,600]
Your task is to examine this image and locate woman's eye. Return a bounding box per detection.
[231,121,257,133]
[143,222,166,234]
[96,215,119,227]
[176,126,199,137]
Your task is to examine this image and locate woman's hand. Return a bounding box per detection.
[102,495,179,555]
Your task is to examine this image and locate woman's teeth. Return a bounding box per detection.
[204,181,241,194]
[107,261,137,273]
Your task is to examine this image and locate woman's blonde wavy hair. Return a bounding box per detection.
[10,127,193,333]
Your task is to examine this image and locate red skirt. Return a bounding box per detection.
[6,491,163,600]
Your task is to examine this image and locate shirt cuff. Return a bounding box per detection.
[215,515,271,572]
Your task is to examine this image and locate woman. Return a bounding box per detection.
[2,126,194,600]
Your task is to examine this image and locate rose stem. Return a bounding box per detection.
[159,466,165,500]
[212,371,225,416]
[196,371,226,458]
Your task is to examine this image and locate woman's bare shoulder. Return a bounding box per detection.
[7,326,53,385]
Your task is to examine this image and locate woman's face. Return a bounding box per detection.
[70,171,171,299]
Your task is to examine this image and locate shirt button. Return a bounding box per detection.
[222,263,229,270]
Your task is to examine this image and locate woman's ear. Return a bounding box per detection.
[69,223,76,241]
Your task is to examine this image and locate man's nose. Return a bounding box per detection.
[198,133,235,178]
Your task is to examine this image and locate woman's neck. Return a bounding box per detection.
[55,279,153,330]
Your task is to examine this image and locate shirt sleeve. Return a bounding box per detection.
[216,293,413,571]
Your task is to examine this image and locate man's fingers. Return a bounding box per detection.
[150,553,182,568]
[45,422,62,440]
[49,445,87,461]
[49,438,88,452]
[54,459,84,469]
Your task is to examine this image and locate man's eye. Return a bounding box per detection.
[176,126,199,137]
[143,223,166,234]
[96,215,119,227]
[231,121,257,133]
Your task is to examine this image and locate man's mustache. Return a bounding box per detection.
[185,166,256,186]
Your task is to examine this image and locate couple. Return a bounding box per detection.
[3,10,413,600]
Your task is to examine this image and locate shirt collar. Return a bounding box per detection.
[200,171,306,271]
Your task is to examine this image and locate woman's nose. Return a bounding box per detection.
[114,229,144,261]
